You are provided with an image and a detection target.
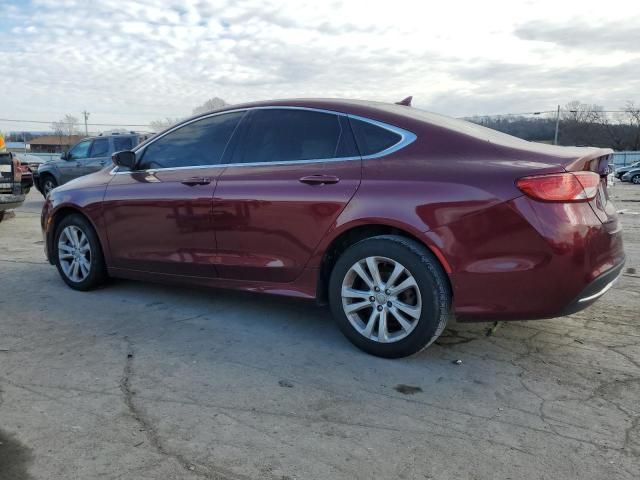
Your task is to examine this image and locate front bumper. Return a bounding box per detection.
[33,171,42,192]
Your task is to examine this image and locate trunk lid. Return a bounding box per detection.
[498,141,615,224]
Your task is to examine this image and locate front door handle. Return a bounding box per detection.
[181,177,211,186]
[299,175,340,185]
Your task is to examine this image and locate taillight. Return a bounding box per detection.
[516,171,600,202]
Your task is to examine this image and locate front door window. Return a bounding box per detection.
[67,140,91,160]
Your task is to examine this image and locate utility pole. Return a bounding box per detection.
[82,110,90,136]
[553,104,560,145]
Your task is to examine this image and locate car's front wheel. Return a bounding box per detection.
[41,175,57,197]
[632,174,640,185]
[54,214,107,290]
[329,235,451,358]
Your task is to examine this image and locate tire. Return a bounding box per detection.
[329,235,451,358]
[41,175,57,197]
[53,214,107,291]
[632,175,640,185]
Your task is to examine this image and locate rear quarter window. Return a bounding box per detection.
[349,118,402,156]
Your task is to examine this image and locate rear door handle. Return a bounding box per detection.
[181,176,211,186]
[299,175,340,185]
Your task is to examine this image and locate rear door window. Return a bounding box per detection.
[89,138,110,157]
[138,111,244,170]
[237,109,343,163]
[349,118,402,156]
[113,136,134,151]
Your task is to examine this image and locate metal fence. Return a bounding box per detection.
[612,151,640,167]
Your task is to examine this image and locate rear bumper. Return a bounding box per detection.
[440,196,625,321]
[0,193,26,211]
[560,260,625,316]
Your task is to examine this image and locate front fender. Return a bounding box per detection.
[37,164,61,183]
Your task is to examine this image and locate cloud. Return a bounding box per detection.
[515,19,640,53]
[0,0,639,130]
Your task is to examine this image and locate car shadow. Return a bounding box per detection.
[100,276,494,361]
[0,429,34,480]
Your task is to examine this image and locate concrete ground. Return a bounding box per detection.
[0,184,639,480]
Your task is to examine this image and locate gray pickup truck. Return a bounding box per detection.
[36,132,150,197]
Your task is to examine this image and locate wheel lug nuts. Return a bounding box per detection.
[385,289,390,295]
[374,286,380,292]
[369,296,375,302]
[377,305,383,312]
[387,301,392,307]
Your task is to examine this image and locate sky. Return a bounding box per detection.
[0,0,639,131]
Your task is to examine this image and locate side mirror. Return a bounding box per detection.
[112,150,136,170]
[61,152,69,160]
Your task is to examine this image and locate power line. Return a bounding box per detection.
[0,117,151,127]
[465,109,632,117]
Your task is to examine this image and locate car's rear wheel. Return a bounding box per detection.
[632,174,640,185]
[329,235,451,358]
[54,214,107,291]
[41,175,57,197]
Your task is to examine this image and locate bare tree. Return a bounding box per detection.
[50,114,80,152]
[192,97,228,116]
[149,117,181,132]
[468,100,640,149]
[559,101,610,146]
[51,114,80,138]
[588,107,628,151]
[624,101,640,150]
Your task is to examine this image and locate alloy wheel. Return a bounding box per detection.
[43,179,56,196]
[341,256,422,343]
[58,225,92,282]
[633,175,640,185]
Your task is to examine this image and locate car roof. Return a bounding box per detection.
[191,98,611,160]
[80,132,141,141]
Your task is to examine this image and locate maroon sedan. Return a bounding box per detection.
[41,99,625,357]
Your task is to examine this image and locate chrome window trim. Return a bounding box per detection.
[347,114,417,160]
[111,106,416,176]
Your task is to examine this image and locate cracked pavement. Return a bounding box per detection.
[0,186,639,480]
